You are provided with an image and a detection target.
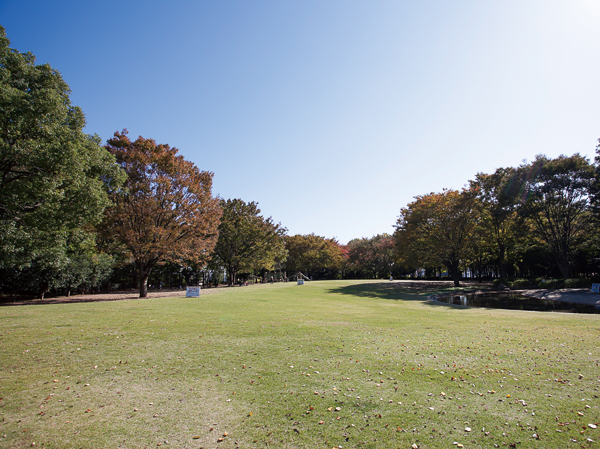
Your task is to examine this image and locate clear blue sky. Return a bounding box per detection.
[2,0,599,243]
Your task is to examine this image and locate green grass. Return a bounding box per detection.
[1,280,599,449]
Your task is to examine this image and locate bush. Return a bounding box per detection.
[492,277,594,289]
[512,278,534,287]
[536,278,596,289]
[493,278,511,287]
[565,278,595,288]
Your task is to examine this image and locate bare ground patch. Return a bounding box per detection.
[0,287,223,307]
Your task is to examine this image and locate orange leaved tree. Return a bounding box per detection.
[103,130,221,297]
[394,188,481,286]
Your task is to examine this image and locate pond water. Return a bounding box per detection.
[434,292,600,314]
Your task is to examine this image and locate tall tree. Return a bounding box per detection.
[591,139,600,218]
[0,26,122,228]
[471,167,525,278]
[211,198,287,286]
[0,25,124,296]
[394,188,481,286]
[103,131,221,297]
[519,154,594,279]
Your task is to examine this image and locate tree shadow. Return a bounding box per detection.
[326,280,491,306]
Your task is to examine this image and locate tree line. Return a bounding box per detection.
[0,27,346,298]
[2,26,599,299]
[395,152,600,286]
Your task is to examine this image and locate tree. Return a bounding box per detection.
[394,188,481,286]
[346,234,395,278]
[284,234,344,279]
[0,26,124,296]
[103,131,221,297]
[211,198,287,286]
[519,154,594,279]
[471,167,526,278]
[0,26,122,228]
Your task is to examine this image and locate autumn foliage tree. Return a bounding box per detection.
[284,234,344,279]
[346,234,395,278]
[394,188,480,286]
[103,131,221,297]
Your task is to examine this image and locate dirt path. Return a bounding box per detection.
[521,288,600,306]
[0,287,221,306]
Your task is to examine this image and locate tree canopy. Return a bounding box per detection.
[346,234,395,279]
[0,26,124,297]
[211,199,287,286]
[518,154,594,279]
[0,26,122,228]
[103,131,221,297]
[471,167,525,278]
[394,188,481,286]
[285,234,344,279]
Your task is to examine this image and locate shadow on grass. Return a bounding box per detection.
[326,280,491,308]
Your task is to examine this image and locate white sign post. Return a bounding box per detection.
[186,286,201,297]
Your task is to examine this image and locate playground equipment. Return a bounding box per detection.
[288,272,310,284]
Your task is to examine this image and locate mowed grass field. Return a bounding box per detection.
[0,280,599,449]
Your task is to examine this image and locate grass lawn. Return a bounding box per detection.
[1,280,599,449]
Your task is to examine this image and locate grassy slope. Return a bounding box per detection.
[0,280,599,449]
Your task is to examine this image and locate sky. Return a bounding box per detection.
[2,0,600,243]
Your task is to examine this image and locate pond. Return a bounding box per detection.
[433,292,600,314]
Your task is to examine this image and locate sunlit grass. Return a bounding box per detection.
[0,280,599,448]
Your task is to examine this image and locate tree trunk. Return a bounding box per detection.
[140,273,148,297]
[139,261,152,298]
[498,243,507,279]
[228,267,236,286]
[140,272,148,297]
[556,256,571,279]
[447,261,461,287]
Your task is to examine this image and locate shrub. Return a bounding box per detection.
[535,278,596,289]
[493,278,511,287]
[512,278,534,287]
